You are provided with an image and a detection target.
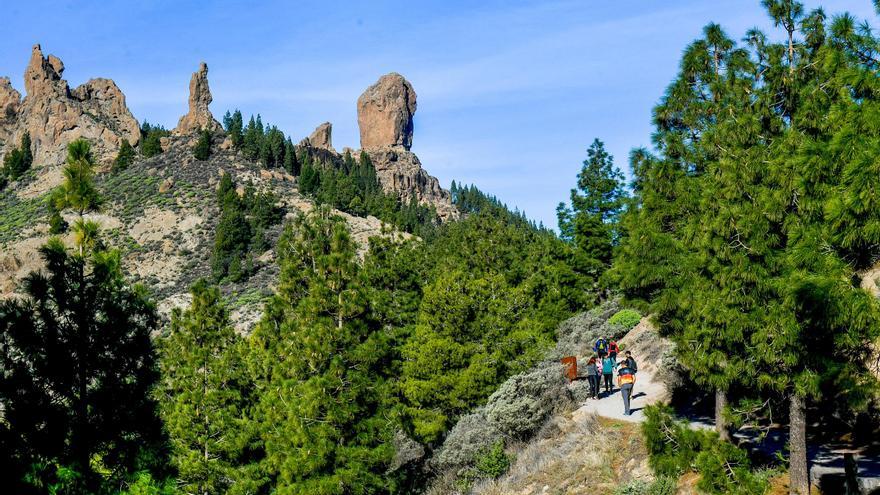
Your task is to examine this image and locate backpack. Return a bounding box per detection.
[595,338,607,352]
[627,357,638,372]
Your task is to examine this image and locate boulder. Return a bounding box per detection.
[357,73,416,150]
[0,44,141,165]
[174,62,222,136]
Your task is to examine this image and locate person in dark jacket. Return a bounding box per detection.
[585,357,600,399]
[624,351,638,395]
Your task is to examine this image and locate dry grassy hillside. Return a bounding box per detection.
[0,133,406,332]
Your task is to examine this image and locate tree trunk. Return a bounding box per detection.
[715,389,731,442]
[789,394,810,495]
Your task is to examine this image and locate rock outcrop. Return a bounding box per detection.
[355,73,457,221]
[0,44,140,164]
[357,73,416,150]
[365,147,457,221]
[301,122,333,151]
[0,78,21,123]
[174,62,222,135]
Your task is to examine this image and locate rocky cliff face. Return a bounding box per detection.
[300,122,334,151]
[174,62,222,136]
[365,146,457,221]
[0,44,141,165]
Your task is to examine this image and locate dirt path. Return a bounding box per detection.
[573,369,667,423]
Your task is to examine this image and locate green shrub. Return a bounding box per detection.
[608,309,642,330]
[616,478,677,495]
[474,440,512,479]
[641,405,768,495]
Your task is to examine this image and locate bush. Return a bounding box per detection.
[641,405,768,495]
[608,309,642,330]
[474,440,512,479]
[432,411,503,471]
[484,363,570,437]
[614,476,677,495]
[552,299,622,359]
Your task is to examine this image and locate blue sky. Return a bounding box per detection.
[1,1,876,228]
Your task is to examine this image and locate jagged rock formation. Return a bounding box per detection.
[300,122,333,151]
[357,73,416,150]
[0,44,140,164]
[354,73,457,220]
[174,62,222,135]
[0,77,21,123]
[365,147,457,221]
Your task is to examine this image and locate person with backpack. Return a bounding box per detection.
[585,356,600,399]
[594,337,608,358]
[601,354,616,394]
[624,350,638,395]
[624,351,637,373]
[608,340,620,363]
[617,362,637,416]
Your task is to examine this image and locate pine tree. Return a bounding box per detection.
[140,122,168,158]
[223,110,245,150]
[250,208,394,493]
[2,132,34,180]
[283,138,298,175]
[157,280,262,495]
[211,175,251,282]
[557,139,626,266]
[242,115,263,161]
[113,138,136,172]
[194,128,212,161]
[0,229,160,491]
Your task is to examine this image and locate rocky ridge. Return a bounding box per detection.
[0,44,141,165]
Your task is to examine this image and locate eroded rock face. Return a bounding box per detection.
[365,146,458,221]
[301,122,333,151]
[0,44,141,164]
[357,73,416,150]
[0,77,21,123]
[174,62,222,135]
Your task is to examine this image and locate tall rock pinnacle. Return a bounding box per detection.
[357,73,416,150]
[174,62,222,135]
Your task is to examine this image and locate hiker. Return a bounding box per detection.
[585,356,600,399]
[601,354,616,394]
[618,362,637,415]
[624,350,638,395]
[594,336,609,358]
[624,351,637,373]
[608,339,620,363]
